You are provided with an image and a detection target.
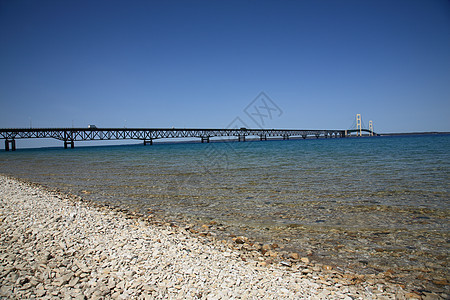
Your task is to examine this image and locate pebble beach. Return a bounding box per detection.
[0,174,438,299]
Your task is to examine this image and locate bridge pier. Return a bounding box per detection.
[143,139,153,145]
[238,135,246,142]
[283,135,289,140]
[4,139,16,151]
[260,135,267,141]
[64,140,74,149]
[201,136,210,143]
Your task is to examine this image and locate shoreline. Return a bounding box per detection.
[0,175,424,299]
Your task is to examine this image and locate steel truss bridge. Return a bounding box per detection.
[0,128,376,151]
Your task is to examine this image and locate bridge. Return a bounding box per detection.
[0,127,377,151]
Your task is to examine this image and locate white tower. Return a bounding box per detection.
[369,120,373,136]
[356,114,362,137]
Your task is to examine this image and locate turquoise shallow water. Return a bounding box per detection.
[0,135,449,292]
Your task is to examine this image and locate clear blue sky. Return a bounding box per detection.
[1,0,449,137]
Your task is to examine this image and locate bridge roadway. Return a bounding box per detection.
[0,128,375,151]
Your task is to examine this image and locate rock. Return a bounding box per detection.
[242,243,252,251]
[142,284,156,292]
[289,252,300,260]
[0,285,13,297]
[233,236,248,244]
[107,278,116,290]
[253,243,262,251]
[74,261,90,273]
[17,276,30,285]
[280,261,291,267]
[53,273,73,286]
[432,279,448,286]
[265,250,278,258]
[422,292,441,300]
[405,292,422,299]
[35,288,46,297]
[116,280,126,290]
[72,293,86,300]
[323,265,333,272]
[68,277,79,287]
[301,257,310,264]
[262,244,271,252]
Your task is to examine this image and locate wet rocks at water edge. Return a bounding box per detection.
[0,175,444,299]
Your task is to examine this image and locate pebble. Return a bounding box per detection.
[301,257,310,264]
[0,175,417,299]
[290,252,300,260]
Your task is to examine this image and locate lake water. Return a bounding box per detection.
[0,134,448,293]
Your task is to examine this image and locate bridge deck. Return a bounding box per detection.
[0,127,374,151]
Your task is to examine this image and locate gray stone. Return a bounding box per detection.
[68,276,79,287]
[35,288,46,297]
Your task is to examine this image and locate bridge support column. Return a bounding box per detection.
[238,135,245,142]
[302,135,307,139]
[260,135,267,141]
[201,137,210,143]
[283,135,289,140]
[315,134,320,139]
[64,140,74,149]
[4,139,16,151]
[144,139,153,145]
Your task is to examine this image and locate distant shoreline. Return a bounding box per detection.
[378,131,449,136]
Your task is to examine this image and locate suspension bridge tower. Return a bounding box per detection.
[356,114,362,137]
[369,120,374,136]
